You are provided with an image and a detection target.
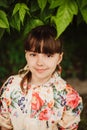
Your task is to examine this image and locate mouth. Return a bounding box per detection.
[35,68,48,73]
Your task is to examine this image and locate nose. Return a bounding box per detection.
[36,54,44,66]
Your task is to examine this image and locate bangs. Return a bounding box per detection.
[24,25,63,54]
[25,35,62,54]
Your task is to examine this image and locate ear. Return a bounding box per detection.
[57,52,63,64]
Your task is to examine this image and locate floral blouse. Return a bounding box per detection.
[0,72,83,130]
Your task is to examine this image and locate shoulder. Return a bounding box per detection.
[58,77,83,109]
[55,75,82,99]
[3,74,22,87]
[54,75,66,91]
[63,81,83,110]
[56,75,79,93]
[1,75,22,95]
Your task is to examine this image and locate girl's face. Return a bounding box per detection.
[25,51,63,85]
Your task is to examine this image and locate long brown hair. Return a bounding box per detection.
[20,25,63,94]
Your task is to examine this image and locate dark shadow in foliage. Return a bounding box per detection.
[62,23,87,80]
[0,30,26,86]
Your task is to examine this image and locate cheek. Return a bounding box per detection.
[26,57,30,64]
[48,60,58,68]
[27,61,34,66]
[27,59,36,68]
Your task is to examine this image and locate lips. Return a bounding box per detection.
[35,68,47,73]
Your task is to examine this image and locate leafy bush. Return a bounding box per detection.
[0,0,87,39]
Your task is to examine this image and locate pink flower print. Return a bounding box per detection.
[66,87,80,109]
[31,92,44,111]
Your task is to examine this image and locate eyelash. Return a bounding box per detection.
[46,54,53,57]
[29,53,53,57]
[29,53,36,56]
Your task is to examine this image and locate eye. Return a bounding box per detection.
[29,52,37,57]
[46,54,53,57]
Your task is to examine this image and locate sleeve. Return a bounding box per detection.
[0,76,14,113]
[58,84,83,130]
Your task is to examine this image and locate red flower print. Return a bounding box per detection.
[31,93,44,111]
[39,108,52,120]
[66,84,80,109]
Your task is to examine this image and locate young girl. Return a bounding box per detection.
[0,25,83,130]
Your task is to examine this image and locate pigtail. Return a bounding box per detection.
[57,65,62,76]
[18,65,31,94]
[18,64,29,77]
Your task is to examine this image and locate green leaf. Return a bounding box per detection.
[49,0,63,9]
[68,0,78,15]
[0,10,9,28]
[10,13,20,31]
[19,7,26,24]
[12,3,20,15]
[37,0,47,11]
[80,8,87,23]
[19,3,29,24]
[21,3,29,11]
[51,0,78,37]
[77,0,87,23]
[23,18,44,36]
[13,3,29,25]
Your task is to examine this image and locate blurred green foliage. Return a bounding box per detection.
[0,0,87,38]
[0,31,26,85]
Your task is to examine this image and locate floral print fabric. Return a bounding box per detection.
[0,72,83,130]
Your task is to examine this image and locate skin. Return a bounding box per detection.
[0,113,13,130]
[25,51,63,85]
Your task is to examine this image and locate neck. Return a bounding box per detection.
[30,75,52,86]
